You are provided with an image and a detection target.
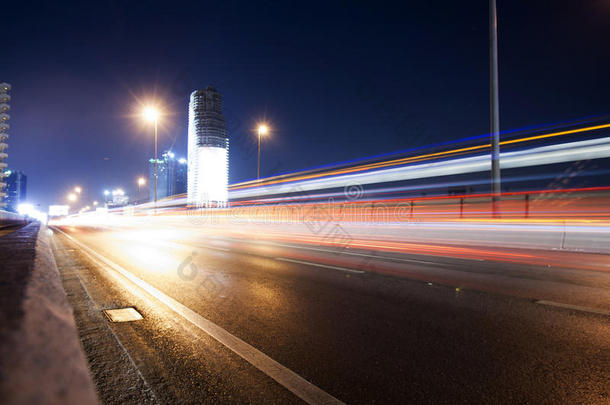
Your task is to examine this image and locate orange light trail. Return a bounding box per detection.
[229,123,610,191]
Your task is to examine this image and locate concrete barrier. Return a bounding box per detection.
[0,222,98,404]
[0,209,27,228]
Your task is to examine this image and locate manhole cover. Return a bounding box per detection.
[103,307,143,322]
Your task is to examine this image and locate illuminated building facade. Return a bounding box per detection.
[0,83,10,208]
[4,170,27,212]
[187,86,229,207]
[148,150,187,201]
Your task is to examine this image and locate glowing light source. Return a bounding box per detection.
[104,190,110,196]
[93,201,99,206]
[190,147,228,205]
[17,203,33,215]
[74,186,82,194]
[257,124,269,136]
[142,106,159,122]
[67,193,77,202]
[138,177,146,186]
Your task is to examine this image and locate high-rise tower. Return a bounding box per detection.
[0,83,10,208]
[147,150,187,201]
[5,170,27,212]
[187,86,229,207]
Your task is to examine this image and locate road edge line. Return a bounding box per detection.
[535,300,610,316]
[275,257,365,274]
[53,227,345,405]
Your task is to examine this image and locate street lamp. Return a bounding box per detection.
[143,106,160,205]
[257,124,269,179]
[67,193,77,202]
[74,186,82,194]
[137,177,146,200]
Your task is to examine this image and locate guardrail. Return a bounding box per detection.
[56,188,610,255]
[153,188,610,223]
[0,209,27,228]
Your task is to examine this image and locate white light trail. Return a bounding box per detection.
[230,137,610,200]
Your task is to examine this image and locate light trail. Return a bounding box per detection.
[229,136,610,200]
[230,122,610,191]
[129,123,610,210]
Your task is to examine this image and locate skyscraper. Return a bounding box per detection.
[176,157,187,194]
[0,83,10,208]
[4,170,27,213]
[187,86,229,207]
[148,151,187,201]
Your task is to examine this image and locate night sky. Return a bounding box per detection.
[3,0,610,209]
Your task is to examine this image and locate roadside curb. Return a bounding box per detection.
[0,223,99,404]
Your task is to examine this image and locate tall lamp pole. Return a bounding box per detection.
[143,107,160,205]
[490,0,501,216]
[257,124,269,180]
[154,116,158,205]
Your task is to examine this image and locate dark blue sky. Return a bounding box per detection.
[3,0,610,208]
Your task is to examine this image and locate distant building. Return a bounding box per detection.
[4,170,27,212]
[176,157,187,194]
[0,83,11,208]
[108,188,129,207]
[187,86,229,207]
[148,151,187,201]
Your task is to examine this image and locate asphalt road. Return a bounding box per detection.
[51,225,610,404]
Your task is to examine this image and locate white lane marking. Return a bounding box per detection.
[54,228,344,405]
[49,237,160,403]
[206,245,231,252]
[275,257,365,274]
[249,239,474,265]
[535,300,610,316]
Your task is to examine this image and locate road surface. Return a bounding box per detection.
[51,225,610,404]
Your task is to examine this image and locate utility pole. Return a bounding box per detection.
[154,117,158,205]
[490,0,501,216]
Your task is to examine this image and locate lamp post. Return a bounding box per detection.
[489,0,501,216]
[143,107,159,205]
[257,124,269,180]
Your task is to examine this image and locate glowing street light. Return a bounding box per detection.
[257,123,269,180]
[142,106,160,205]
[142,106,159,123]
[93,201,99,206]
[74,186,82,194]
[67,193,77,202]
[137,177,146,201]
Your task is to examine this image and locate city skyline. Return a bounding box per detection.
[3,1,610,210]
